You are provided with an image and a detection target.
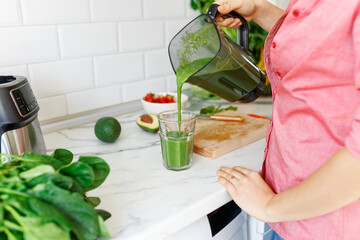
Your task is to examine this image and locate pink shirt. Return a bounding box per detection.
[263,0,360,239]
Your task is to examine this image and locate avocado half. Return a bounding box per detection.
[136,114,159,133]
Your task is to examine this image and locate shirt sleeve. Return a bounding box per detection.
[345,7,360,159]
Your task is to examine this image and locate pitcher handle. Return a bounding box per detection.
[207,3,251,55]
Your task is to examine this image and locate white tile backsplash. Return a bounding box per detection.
[143,0,186,19]
[21,0,90,25]
[121,78,166,102]
[0,0,22,26]
[166,75,191,92]
[94,53,144,87]
[166,75,177,92]
[144,49,172,78]
[37,95,68,121]
[28,58,94,98]
[0,65,28,79]
[59,23,118,59]
[1,0,268,121]
[0,26,59,67]
[91,0,142,22]
[66,85,122,115]
[186,1,199,18]
[118,21,164,52]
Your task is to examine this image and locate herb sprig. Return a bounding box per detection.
[200,105,238,115]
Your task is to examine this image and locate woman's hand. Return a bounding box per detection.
[214,0,261,28]
[214,0,284,32]
[216,166,275,222]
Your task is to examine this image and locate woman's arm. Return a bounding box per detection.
[216,147,360,222]
[215,0,284,32]
[252,0,285,32]
[266,147,360,222]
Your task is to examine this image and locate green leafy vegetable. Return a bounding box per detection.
[200,105,238,115]
[59,161,95,189]
[0,149,111,240]
[19,165,55,180]
[51,149,73,166]
[79,156,110,192]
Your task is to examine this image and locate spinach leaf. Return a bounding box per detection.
[86,197,101,207]
[59,161,95,189]
[22,153,64,170]
[98,215,110,238]
[79,156,110,191]
[51,149,73,166]
[19,165,55,180]
[22,216,70,240]
[5,204,70,240]
[28,182,100,240]
[2,227,17,240]
[25,173,73,190]
[0,203,3,225]
[96,209,112,221]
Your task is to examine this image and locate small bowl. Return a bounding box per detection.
[141,92,188,115]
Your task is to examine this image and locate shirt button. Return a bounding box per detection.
[272,42,276,48]
[293,10,300,17]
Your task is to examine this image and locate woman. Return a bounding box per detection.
[215,0,360,239]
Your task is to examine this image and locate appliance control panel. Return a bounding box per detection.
[10,82,39,118]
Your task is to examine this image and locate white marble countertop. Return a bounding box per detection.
[43,96,273,240]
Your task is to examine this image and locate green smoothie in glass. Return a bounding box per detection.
[161,131,194,170]
[158,111,196,171]
[159,58,211,170]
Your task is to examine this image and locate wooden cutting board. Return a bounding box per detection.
[194,111,270,159]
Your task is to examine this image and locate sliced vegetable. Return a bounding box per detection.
[247,114,268,119]
[136,114,159,133]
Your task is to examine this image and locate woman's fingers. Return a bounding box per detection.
[220,17,235,27]
[218,166,245,180]
[214,1,244,29]
[215,0,232,14]
[227,18,242,28]
[233,166,252,175]
[217,173,237,195]
[220,166,253,178]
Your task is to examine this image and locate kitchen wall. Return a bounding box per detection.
[0,0,288,122]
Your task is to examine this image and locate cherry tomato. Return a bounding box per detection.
[143,93,177,103]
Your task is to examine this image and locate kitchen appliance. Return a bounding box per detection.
[168,3,266,102]
[0,75,46,157]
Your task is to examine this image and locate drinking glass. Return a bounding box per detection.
[158,110,196,171]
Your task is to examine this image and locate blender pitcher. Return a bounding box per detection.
[168,4,266,102]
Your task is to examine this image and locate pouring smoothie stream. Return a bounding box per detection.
[176,58,213,125]
[158,59,209,171]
